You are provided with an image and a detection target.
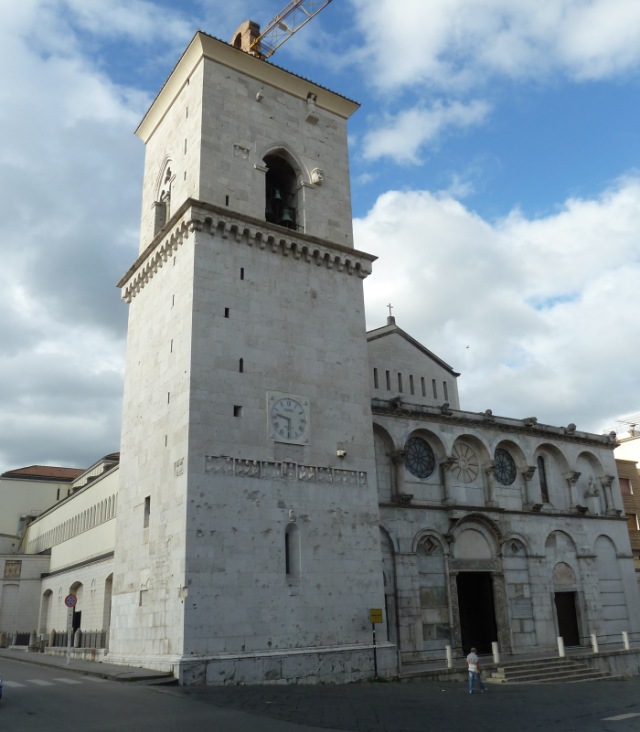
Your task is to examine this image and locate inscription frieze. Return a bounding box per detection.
[204,455,367,486]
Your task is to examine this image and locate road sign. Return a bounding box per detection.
[369,608,383,624]
[64,594,77,608]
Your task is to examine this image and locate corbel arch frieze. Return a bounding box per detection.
[122,205,374,303]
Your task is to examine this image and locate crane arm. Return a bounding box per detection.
[250,0,334,59]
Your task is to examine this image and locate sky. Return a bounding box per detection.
[1,0,639,473]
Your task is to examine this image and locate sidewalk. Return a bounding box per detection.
[0,647,171,683]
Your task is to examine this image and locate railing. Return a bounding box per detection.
[49,629,108,650]
[0,629,108,650]
[438,630,640,668]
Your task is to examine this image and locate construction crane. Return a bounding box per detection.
[250,0,334,59]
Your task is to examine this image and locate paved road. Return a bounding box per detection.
[2,652,640,731]
[0,656,325,732]
[178,677,640,732]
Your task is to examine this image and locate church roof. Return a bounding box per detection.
[1,465,84,481]
[367,316,460,377]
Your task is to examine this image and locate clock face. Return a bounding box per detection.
[269,396,309,444]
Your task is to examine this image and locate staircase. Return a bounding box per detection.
[488,657,611,684]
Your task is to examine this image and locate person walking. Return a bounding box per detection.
[466,647,487,694]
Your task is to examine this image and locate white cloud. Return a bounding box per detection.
[357,177,640,431]
[349,0,640,91]
[362,100,491,164]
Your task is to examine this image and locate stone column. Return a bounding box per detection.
[491,570,513,655]
[390,449,407,504]
[446,567,462,653]
[565,471,581,507]
[601,475,617,515]
[441,457,455,505]
[521,465,537,507]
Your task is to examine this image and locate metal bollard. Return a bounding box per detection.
[445,645,453,669]
[492,641,500,664]
[622,631,630,651]
[557,636,565,657]
[590,633,599,653]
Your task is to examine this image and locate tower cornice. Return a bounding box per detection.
[136,31,360,144]
[118,198,376,302]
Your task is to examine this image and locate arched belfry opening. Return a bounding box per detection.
[264,153,299,231]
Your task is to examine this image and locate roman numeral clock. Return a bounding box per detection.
[268,393,310,445]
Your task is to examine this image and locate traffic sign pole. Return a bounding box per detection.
[369,608,383,679]
[64,594,77,665]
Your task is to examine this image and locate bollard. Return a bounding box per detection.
[492,641,500,664]
[446,645,453,668]
[622,631,630,651]
[590,633,599,653]
[557,636,565,657]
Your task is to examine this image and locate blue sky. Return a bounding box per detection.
[1,0,639,472]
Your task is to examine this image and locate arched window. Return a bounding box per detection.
[264,154,299,230]
[537,456,549,503]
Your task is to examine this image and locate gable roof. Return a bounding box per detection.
[1,465,84,482]
[367,316,460,377]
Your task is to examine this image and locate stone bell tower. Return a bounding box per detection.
[109,29,394,684]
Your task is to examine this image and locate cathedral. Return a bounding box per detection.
[1,29,638,685]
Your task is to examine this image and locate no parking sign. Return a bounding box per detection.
[64,594,77,608]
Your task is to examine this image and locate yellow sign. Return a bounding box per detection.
[369,608,383,624]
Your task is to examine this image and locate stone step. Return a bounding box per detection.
[493,660,588,675]
[489,658,610,684]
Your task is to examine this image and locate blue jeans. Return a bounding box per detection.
[468,671,486,692]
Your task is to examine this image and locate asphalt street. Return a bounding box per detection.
[1,651,640,731]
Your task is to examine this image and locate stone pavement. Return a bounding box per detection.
[2,647,640,731]
[0,647,170,683]
[174,675,640,732]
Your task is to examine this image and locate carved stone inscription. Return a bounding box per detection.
[204,455,367,487]
[4,560,22,579]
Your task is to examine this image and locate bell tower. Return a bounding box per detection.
[110,30,393,684]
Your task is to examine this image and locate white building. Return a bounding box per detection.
[2,29,639,684]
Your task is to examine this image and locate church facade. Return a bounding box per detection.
[368,318,637,663]
[2,30,639,685]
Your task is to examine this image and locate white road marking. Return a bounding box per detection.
[602,713,640,721]
[28,679,55,686]
[3,680,26,687]
[53,677,82,684]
